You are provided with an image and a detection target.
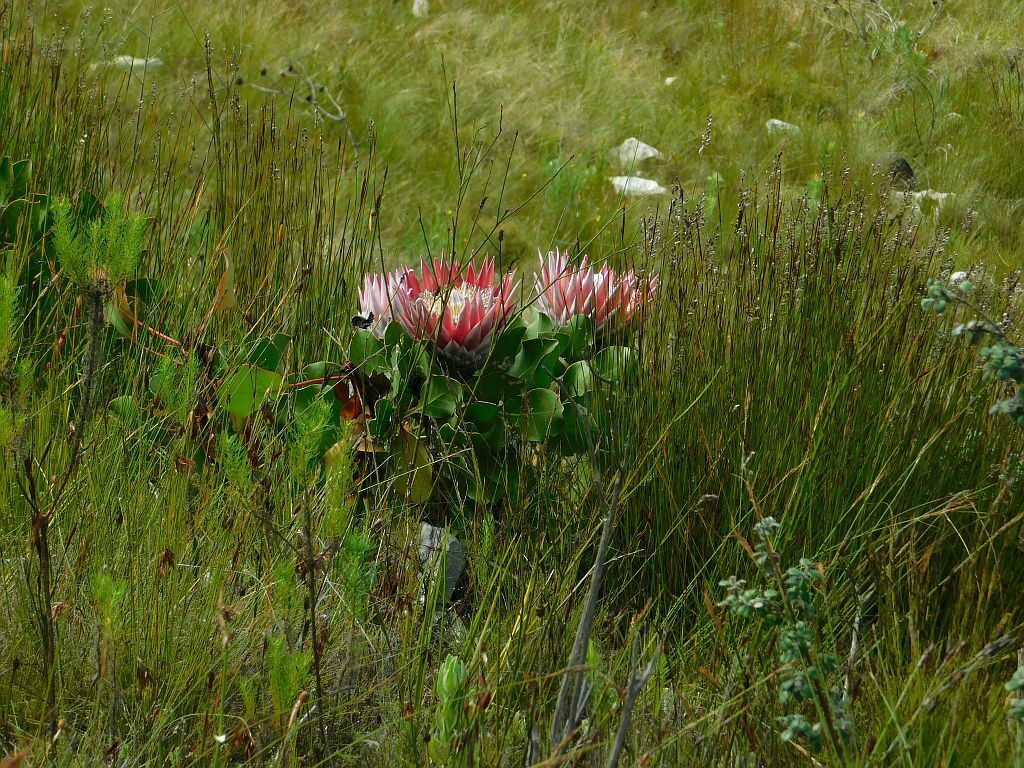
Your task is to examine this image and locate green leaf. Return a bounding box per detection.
[421,375,458,420]
[563,360,593,398]
[465,401,500,431]
[509,337,559,381]
[0,157,13,200]
[525,311,554,340]
[593,346,635,383]
[244,333,291,372]
[220,365,284,418]
[525,387,563,442]
[558,400,590,454]
[350,328,385,371]
[10,159,32,201]
[104,300,131,338]
[559,315,594,360]
[533,335,569,388]
[486,320,527,368]
[369,398,396,440]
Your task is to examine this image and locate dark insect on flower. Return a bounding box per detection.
[351,311,374,330]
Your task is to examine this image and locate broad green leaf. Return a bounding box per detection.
[593,345,635,383]
[465,401,500,430]
[533,335,569,388]
[509,337,559,381]
[485,321,527,369]
[0,157,12,199]
[244,333,290,372]
[220,365,283,418]
[525,311,554,340]
[525,387,563,442]
[369,398,395,440]
[559,315,594,360]
[421,375,458,420]
[10,159,31,201]
[563,360,593,398]
[557,400,592,455]
[350,328,385,371]
[104,300,131,338]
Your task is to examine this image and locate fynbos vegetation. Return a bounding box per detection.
[2,2,1024,766]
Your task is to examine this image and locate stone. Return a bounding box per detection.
[609,176,668,196]
[109,55,163,69]
[615,137,663,166]
[877,153,917,190]
[419,523,467,603]
[765,118,801,139]
[664,76,678,86]
[412,0,429,18]
[888,189,955,219]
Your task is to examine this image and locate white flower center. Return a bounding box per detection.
[419,286,491,323]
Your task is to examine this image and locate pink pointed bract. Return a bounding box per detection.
[534,249,658,332]
[358,271,401,338]
[390,255,519,370]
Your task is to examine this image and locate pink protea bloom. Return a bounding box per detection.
[391,255,519,370]
[534,249,658,332]
[356,271,399,338]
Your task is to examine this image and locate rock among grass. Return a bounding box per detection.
[609,175,668,196]
[412,0,429,18]
[765,118,801,139]
[419,523,467,604]
[889,189,956,219]
[615,137,663,166]
[108,55,163,69]
[877,153,917,190]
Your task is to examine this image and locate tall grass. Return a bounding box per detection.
[2,3,1024,766]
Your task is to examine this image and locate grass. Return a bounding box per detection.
[3,0,1024,765]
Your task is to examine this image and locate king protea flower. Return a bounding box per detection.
[534,249,658,332]
[354,271,397,338]
[391,256,518,370]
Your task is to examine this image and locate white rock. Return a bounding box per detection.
[108,55,163,69]
[912,189,955,215]
[765,118,801,138]
[412,0,429,17]
[664,76,678,86]
[888,189,955,218]
[609,176,668,196]
[616,137,663,166]
[949,271,969,285]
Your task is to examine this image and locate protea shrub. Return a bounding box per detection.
[391,255,519,370]
[534,249,658,333]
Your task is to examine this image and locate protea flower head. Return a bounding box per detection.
[391,255,518,370]
[354,271,397,338]
[534,249,658,332]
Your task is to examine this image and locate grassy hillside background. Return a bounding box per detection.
[2,0,1024,765]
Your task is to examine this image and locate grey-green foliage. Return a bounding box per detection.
[52,193,146,290]
[720,518,853,755]
[923,279,1024,427]
[1007,667,1024,720]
